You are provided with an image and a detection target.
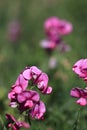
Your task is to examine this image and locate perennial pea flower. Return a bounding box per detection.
[44,16,73,42]
[6,113,30,130]
[30,101,46,120]
[22,66,52,94]
[17,90,40,112]
[34,72,52,94]
[8,74,28,108]
[7,65,52,129]
[22,66,42,80]
[72,59,87,81]
[40,16,73,53]
[70,87,87,106]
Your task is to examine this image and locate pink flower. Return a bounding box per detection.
[22,66,42,80]
[15,74,28,90]
[44,16,73,41]
[40,39,57,50]
[57,19,73,35]
[70,87,87,106]
[30,101,46,119]
[6,113,30,130]
[44,17,61,42]
[72,59,87,81]
[35,72,52,94]
[8,74,28,100]
[17,90,40,111]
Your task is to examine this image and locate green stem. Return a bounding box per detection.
[73,108,81,130]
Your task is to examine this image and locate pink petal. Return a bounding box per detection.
[58,20,73,35]
[76,98,87,106]
[70,88,81,98]
[44,86,52,94]
[22,68,32,80]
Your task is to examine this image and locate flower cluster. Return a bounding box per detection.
[40,16,73,53]
[6,66,52,129]
[70,59,87,106]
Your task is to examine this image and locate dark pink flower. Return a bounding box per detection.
[57,19,73,35]
[17,90,40,111]
[70,87,87,106]
[72,59,87,81]
[44,17,61,42]
[6,113,30,130]
[44,16,73,42]
[8,74,28,107]
[22,66,42,80]
[30,101,46,119]
[35,72,52,94]
[15,74,28,90]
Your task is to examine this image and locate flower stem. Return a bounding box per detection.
[73,108,81,130]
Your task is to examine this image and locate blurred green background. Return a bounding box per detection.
[0,0,87,130]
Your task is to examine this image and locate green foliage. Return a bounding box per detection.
[0,0,87,130]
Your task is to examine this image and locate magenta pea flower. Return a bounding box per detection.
[22,66,42,80]
[8,74,28,108]
[40,16,73,54]
[15,74,28,90]
[44,16,61,43]
[70,87,87,106]
[22,66,52,95]
[6,113,30,130]
[34,72,52,94]
[44,16,73,41]
[57,19,73,35]
[17,90,40,111]
[72,59,87,81]
[30,101,46,120]
[7,65,52,128]
[8,74,28,107]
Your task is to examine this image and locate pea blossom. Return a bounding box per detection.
[40,16,73,53]
[30,101,46,120]
[17,90,40,111]
[44,16,73,41]
[6,114,30,130]
[22,66,52,94]
[72,59,87,81]
[70,87,87,106]
[7,66,52,129]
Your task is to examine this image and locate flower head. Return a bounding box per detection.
[70,87,87,106]
[6,113,30,130]
[30,101,46,120]
[44,16,73,42]
[72,59,87,81]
